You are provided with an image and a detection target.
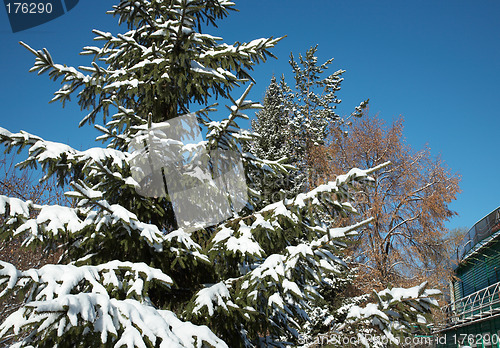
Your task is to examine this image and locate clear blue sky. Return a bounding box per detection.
[0,1,499,231]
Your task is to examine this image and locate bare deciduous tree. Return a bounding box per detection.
[312,114,461,291]
[0,152,67,340]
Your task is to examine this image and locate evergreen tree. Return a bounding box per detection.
[0,1,439,347]
[289,45,344,144]
[248,75,301,208]
[289,46,369,190]
[251,46,369,199]
[251,75,292,165]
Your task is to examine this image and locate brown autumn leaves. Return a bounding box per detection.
[309,114,461,293]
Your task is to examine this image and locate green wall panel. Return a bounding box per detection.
[454,240,500,299]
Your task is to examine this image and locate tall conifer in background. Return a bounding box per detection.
[251,46,368,196]
[248,75,301,208]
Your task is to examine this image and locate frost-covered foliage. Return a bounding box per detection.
[248,75,300,208]
[250,46,369,202]
[299,263,361,340]
[0,261,227,347]
[339,282,441,346]
[250,76,293,165]
[289,46,367,191]
[288,45,368,145]
[0,1,439,347]
[297,282,440,347]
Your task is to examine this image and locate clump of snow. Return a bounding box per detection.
[225,222,263,257]
[193,282,237,316]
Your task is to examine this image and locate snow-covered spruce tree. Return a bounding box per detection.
[289,45,368,190]
[248,75,302,209]
[250,46,369,205]
[0,1,440,347]
[250,76,293,163]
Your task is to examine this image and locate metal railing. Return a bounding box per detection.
[435,280,500,332]
[453,207,500,264]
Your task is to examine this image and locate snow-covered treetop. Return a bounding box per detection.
[20,0,282,136]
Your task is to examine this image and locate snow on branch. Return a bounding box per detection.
[211,163,388,261]
[65,181,166,252]
[0,260,230,347]
[0,194,83,245]
[2,294,227,347]
[203,83,261,151]
[16,204,82,245]
[0,260,173,303]
[0,126,129,178]
[341,282,441,346]
[0,185,164,254]
[164,229,210,264]
[192,282,238,316]
[199,37,283,66]
[67,181,209,262]
[20,41,97,106]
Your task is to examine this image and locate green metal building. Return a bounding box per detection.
[435,207,500,348]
